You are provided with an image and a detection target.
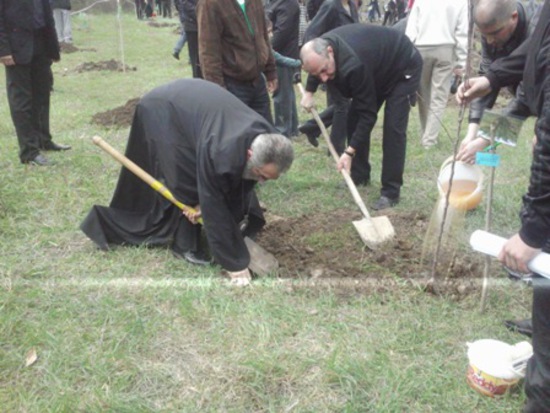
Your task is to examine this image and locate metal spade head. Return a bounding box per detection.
[478,110,525,147]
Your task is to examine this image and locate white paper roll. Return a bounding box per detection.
[469,230,550,278]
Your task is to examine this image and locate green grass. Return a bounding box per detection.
[0,11,536,412]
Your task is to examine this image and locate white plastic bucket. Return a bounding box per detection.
[438,157,484,211]
[466,339,532,397]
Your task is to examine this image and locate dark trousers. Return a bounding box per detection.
[349,50,422,199]
[225,75,273,124]
[186,31,202,79]
[273,65,298,138]
[301,83,350,154]
[5,31,54,163]
[523,276,550,413]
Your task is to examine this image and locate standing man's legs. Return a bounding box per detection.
[52,9,64,43]
[273,65,298,138]
[417,45,453,148]
[378,51,422,203]
[327,83,350,155]
[225,75,273,124]
[186,31,202,79]
[6,64,42,163]
[61,10,72,43]
[523,277,550,413]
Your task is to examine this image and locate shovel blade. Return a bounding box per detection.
[244,236,279,277]
[352,216,395,250]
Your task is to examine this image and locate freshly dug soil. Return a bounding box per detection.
[257,209,484,298]
[91,97,140,128]
[74,59,137,73]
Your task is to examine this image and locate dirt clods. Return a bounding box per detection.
[91,97,140,128]
[257,209,484,298]
[74,59,137,73]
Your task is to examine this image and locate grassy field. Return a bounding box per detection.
[0,11,537,412]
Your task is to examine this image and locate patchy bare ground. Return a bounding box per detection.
[257,209,484,299]
[147,21,178,28]
[91,97,140,128]
[74,59,137,73]
[59,42,97,54]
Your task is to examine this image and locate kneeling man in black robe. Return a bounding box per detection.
[81,79,294,284]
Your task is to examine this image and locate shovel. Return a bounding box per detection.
[91,135,279,276]
[297,84,394,249]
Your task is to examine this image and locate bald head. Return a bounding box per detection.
[474,0,518,47]
[474,0,517,29]
[300,38,336,83]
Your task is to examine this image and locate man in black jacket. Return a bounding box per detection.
[457,1,550,410]
[180,0,201,78]
[81,79,294,286]
[0,0,71,166]
[298,0,359,154]
[456,0,539,163]
[267,0,300,138]
[301,24,422,210]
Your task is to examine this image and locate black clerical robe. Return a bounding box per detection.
[81,78,276,271]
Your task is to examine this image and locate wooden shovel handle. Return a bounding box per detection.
[92,135,202,223]
[297,84,372,220]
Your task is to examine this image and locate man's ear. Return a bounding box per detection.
[247,149,253,160]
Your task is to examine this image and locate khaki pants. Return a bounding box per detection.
[416,45,454,147]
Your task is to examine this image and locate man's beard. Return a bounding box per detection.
[242,161,259,181]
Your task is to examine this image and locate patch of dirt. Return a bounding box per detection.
[91,97,140,128]
[74,59,137,73]
[60,42,97,54]
[147,21,178,28]
[258,209,484,299]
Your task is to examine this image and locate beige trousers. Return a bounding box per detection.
[416,45,454,147]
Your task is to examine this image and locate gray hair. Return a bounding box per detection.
[474,0,517,28]
[249,133,294,174]
[300,38,330,63]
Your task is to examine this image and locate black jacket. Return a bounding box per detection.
[305,24,417,149]
[0,0,60,64]
[50,0,71,10]
[304,0,358,42]
[81,79,277,271]
[486,1,550,248]
[469,0,539,123]
[306,0,324,20]
[267,0,300,58]
[181,0,198,32]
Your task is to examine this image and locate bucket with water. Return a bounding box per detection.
[437,157,484,211]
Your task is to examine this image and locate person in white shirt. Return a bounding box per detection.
[405,0,468,148]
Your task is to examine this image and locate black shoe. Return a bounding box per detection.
[172,51,180,60]
[372,195,399,211]
[173,249,210,266]
[504,319,533,338]
[42,142,71,151]
[298,124,320,147]
[26,153,54,166]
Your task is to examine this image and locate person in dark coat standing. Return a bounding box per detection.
[298,0,358,153]
[267,0,300,138]
[180,0,201,78]
[457,1,550,410]
[0,0,71,166]
[81,79,294,286]
[300,24,422,210]
[306,0,325,20]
